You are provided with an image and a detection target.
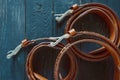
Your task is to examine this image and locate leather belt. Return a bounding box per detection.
[26,41,78,80]
[54,31,120,80]
[65,3,120,61]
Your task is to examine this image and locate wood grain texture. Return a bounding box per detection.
[0,0,25,80]
[0,0,120,80]
[53,0,80,36]
[26,0,53,39]
[25,0,54,79]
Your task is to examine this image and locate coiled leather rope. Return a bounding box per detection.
[65,3,120,61]
[54,31,120,80]
[6,29,78,80]
[6,3,120,80]
[26,40,78,80]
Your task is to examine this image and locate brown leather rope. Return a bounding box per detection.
[26,3,120,80]
[26,41,78,80]
[5,2,120,80]
[54,31,120,80]
[65,3,120,61]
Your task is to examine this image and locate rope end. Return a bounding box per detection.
[6,44,22,59]
[6,54,12,59]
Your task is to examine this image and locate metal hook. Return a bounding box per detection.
[55,10,73,23]
[6,44,22,59]
[49,34,70,47]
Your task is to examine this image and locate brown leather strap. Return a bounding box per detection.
[65,3,120,61]
[25,3,120,80]
[54,31,120,80]
[26,41,78,80]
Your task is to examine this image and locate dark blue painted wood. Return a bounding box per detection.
[25,0,54,79]
[0,0,120,80]
[26,0,53,39]
[53,0,80,36]
[0,0,25,80]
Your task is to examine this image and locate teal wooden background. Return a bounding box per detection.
[0,0,120,80]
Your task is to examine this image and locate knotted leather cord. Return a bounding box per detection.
[65,3,120,61]
[54,31,120,80]
[26,42,78,80]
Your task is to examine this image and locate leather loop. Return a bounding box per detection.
[65,3,120,61]
[54,31,120,80]
[26,41,78,80]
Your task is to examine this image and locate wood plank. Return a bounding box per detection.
[25,0,53,79]
[107,0,120,18]
[0,0,25,80]
[26,0,53,39]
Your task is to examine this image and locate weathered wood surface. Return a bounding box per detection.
[0,0,120,80]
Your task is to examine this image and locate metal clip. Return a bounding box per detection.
[6,39,33,59]
[55,4,79,23]
[6,44,22,59]
[55,10,73,23]
[49,29,76,47]
[49,34,70,47]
